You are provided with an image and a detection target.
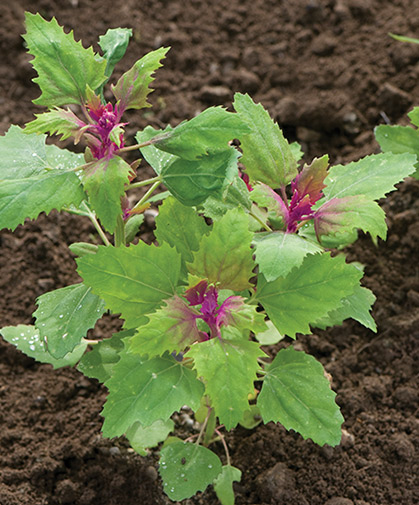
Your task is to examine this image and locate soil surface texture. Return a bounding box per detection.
[0,1,418,504]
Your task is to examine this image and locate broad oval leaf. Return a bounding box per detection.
[159,442,222,501]
[101,352,204,437]
[1,325,87,369]
[258,347,344,446]
[33,283,106,359]
[77,242,182,329]
[256,253,362,338]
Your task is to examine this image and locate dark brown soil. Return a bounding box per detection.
[1,1,418,504]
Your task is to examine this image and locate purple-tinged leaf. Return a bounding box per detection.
[25,108,87,141]
[111,47,169,112]
[314,195,387,243]
[251,183,288,222]
[129,296,202,357]
[292,155,328,204]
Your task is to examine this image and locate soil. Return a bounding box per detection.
[0,1,418,504]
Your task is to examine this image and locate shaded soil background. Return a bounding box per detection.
[0,0,418,504]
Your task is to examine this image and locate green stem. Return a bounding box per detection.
[114,215,126,247]
[127,175,162,190]
[215,429,231,466]
[81,202,111,246]
[196,407,212,446]
[203,408,217,447]
[249,210,272,232]
[131,180,162,212]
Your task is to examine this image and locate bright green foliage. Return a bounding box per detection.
[111,47,169,111]
[375,121,419,178]
[253,232,322,281]
[137,125,176,175]
[323,152,417,200]
[0,127,85,231]
[101,352,204,437]
[254,320,284,345]
[25,107,86,141]
[315,196,387,243]
[33,283,106,358]
[154,197,210,263]
[0,126,84,178]
[23,13,107,107]
[203,175,252,220]
[126,419,174,456]
[161,148,240,207]
[129,296,200,357]
[77,242,181,328]
[313,285,377,332]
[81,156,133,233]
[77,330,129,382]
[98,27,132,83]
[214,466,242,505]
[0,325,87,369]
[233,93,297,186]
[159,442,222,501]
[188,209,255,291]
[186,339,265,430]
[220,301,268,340]
[0,126,52,178]
[239,405,262,429]
[0,170,85,231]
[258,347,344,446]
[256,253,363,338]
[153,107,250,160]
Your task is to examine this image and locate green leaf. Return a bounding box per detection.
[1,325,87,369]
[129,295,201,357]
[24,13,107,107]
[154,107,250,160]
[313,285,377,332]
[258,347,344,446]
[101,352,204,437]
[408,107,419,128]
[25,108,86,141]
[290,141,304,162]
[162,148,240,207]
[159,442,222,501]
[256,253,362,338]
[233,93,297,186]
[239,405,262,430]
[126,419,174,456]
[0,126,83,179]
[202,175,252,220]
[81,156,133,233]
[77,330,129,383]
[186,339,265,430]
[69,242,99,257]
[0,170,85,231]
[188,208,255,291]
[98,27,132,79]
[375,125,419,178]
[77,242,181,329]
[33,283,106,359]
[315,196,387,243]
[254,320,284,345]
[137,125,177,176]
[124,214,145,243]
[155,197,210,263]
[389,33,419,44]
[323,152,417,201]
[111,47,169,111]
[214,465,242,505]
[253,232,322,281]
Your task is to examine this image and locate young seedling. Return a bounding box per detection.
[0,13,416,504]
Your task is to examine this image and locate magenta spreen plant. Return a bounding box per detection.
[0,13,416,504]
